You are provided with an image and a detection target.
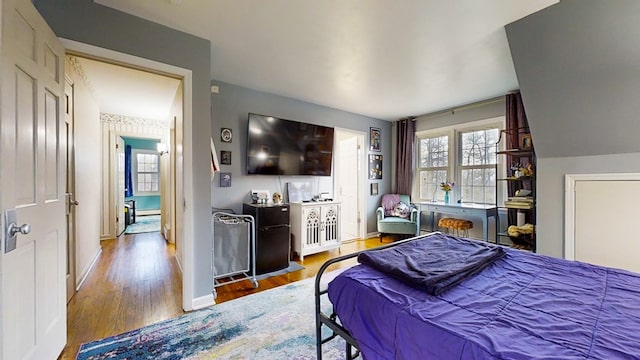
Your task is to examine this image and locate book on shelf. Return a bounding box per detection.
[503,200,534,209]
[507,196,534,203]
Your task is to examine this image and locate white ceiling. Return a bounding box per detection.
[94,0,558,121]
[76,56,181,122]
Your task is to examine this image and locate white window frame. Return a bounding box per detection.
[416,132,452,202]
[132,149,161,195]
[414,117,506,205]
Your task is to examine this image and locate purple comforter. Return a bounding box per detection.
[328,234,640,359]
[358,235,504,295]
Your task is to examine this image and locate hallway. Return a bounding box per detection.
[60,232,183,359]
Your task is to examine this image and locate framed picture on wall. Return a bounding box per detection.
[369,127,381,152]
[221,128,233,143]
[219,172,232,187]
[370,182,379,195]
[220,150,231,165]
[368,154,382,179]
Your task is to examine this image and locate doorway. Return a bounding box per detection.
[334,129,366,241]
[62,43,191,309]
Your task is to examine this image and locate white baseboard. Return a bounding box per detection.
[76,248,102,291]
[191,293,215,310]
[136,210,160,216]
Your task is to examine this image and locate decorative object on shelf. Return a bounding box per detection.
[369,127,381,152]
[221,128,233,143]
[368,154,383,179]
[219,172,232,187]
[250,189,270,204]
[221,150,231,165]
[440,181,455,204]
[272,192,282,204]
[370,183,378,195]
[519,133,532,149]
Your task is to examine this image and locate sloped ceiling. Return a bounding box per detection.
[506,0,640,158]
[95,0,557,121]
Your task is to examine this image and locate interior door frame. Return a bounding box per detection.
[112,132,163,236]
[564,172,640,260]
[333,128,366,240]
[62,39,195,311]
[64,76,77,302]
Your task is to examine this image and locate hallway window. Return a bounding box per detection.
[134,150,160,194]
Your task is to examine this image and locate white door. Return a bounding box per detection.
[116,136,125,235]
[574,180,640,273]
[0,0,67,359]
[336,134,360,240]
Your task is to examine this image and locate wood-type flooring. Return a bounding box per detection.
[59,231,386,359]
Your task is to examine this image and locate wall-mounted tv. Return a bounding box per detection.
[246,113,335,176]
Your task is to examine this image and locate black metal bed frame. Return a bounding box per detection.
[314,233,437,360]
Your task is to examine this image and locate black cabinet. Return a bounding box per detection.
[243,203,290,274]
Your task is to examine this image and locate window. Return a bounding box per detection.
[134,151,159,194]
[415,119,503,204]
[417,135,449,202]
[459,128,499,204]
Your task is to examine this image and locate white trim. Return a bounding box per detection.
[75,248,102,291]
[62,39,194,312]
[191,293,215,310]
[564,172,640,261]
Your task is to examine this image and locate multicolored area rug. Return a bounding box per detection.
[76,272,348,359]
[125,215,161,234]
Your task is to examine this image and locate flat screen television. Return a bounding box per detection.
[246,113,335,176]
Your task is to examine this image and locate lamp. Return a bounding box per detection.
[157,142,169,156]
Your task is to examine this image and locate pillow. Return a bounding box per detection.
[392,201,411,218]
[381,194,401,216]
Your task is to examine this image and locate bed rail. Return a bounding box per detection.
[314,232,439,359]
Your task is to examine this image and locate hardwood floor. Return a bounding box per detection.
[59,231,386,359]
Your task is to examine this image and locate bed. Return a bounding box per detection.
[314,232,640,359]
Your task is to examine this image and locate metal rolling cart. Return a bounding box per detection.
[211,212,258,300]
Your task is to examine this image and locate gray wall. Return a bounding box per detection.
[34,0,213,299]
[211,80,390,234]
[506,0,640,159]
[414,98,505,132]
[506,0,640,258]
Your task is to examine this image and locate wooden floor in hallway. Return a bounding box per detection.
[59,231,385,359]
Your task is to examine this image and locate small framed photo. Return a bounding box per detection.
[219,172,232,187]
[221,128,232,143]
[368,154,383,180]
[220,150,231,165]
[369,127,381,152]
[520,134,532,150]
[370,183,378,196]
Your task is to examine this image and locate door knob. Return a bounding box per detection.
[70,200,79,206]
[8,223,30,237]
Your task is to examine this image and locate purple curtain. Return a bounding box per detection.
[395,117,415,195]
[125,145,133,197]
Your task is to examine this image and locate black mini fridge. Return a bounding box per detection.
[243,203,290,275]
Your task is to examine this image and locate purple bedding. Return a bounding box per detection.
[358,234,505,295]
[328,234,640,359]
